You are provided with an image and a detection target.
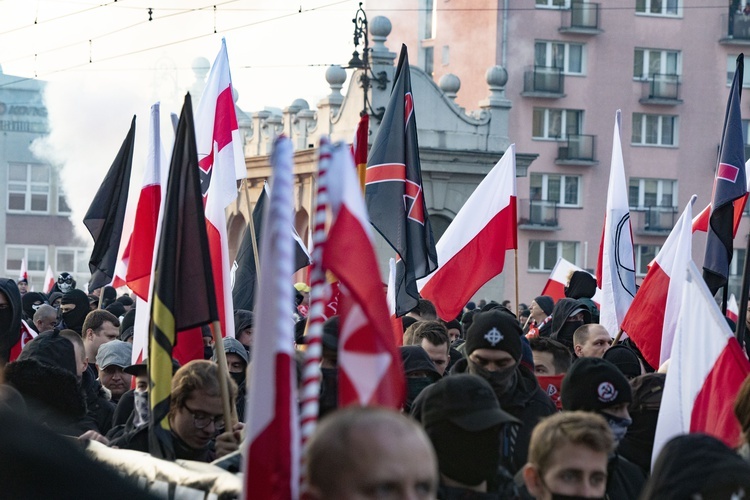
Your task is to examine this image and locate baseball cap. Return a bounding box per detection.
[95,340,132,369]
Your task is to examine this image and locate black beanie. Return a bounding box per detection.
[561,357,632,412]
[602,345,641,380]
[17,330,77,376]
[534,295,554,316]
[465,310,523,361]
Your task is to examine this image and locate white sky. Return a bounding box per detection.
[0,0,361,237]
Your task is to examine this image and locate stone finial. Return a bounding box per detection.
[326,65,347,98]
[486,65,508,90]
[189,56,211,103]
[288,98,310,114]
[439,73,461,100]
[370,16,392,53]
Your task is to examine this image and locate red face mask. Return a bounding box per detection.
[536,373,565,411]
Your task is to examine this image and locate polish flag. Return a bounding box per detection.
[621,196,695,370]
[652,260,750,462]
[244,137,299,499]
[18,258,27,284]
[43,265,55,294]
[9,320,37,362]
[692,157,750,233]
[597,110,636,337]
[195,39,246,340]
[322,141,405,408]
[540,258,602,305]
[727,293,739,324]
[387,258,404,346]
[417,144,517,321]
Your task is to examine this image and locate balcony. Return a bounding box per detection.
[518,199,559,230]
[632,206,678,235]
[560,1,602,34]
[556,134,598,166]
[720,13,750,44]
[639,74,682,105]
[522,66,565,98]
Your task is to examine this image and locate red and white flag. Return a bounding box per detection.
[620,196,695,370]
[727,293,739,324]
[43,265,55,294]
[541,258,602,305]
[244,137,299,499]
[195,39,246,340]
[18,258,27,284]
[652,260,750,462]
[387,258,404,346]
[9,320,37,362]
[352,112,369,191]
[597,110,636,337]
[692,159,750,233]
[418,144,518,321]
[322,142,405,408]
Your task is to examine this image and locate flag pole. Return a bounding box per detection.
[210,320,236,426]
[514,249,520,318]
[242,179,262,284]
[736,231,750,350]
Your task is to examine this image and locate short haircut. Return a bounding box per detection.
[169,360,237,416]
[33,304,57,322]
[410,320,450,353]
[528,411,614,475]
[529,337,572,373]
[572,323,607,347]
[410,299,438,320]
[403,321,422,345]
[82,309,120,334]
[60,329,86,363]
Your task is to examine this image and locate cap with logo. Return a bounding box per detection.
[561,357,632,412]
[464,309,523,361]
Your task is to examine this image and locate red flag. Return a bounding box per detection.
[244,137,299,499]
[196,39,246,339]
[352,113,369,190]
[8,321,37,362]
[323,141,405,408]
[727,293,739,324]
[43,265,55,294]
[18,258,28,284]
[540,258,602,305]
[692,159,750,234]
[418,144,517,320]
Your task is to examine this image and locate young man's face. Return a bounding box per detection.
[532,351,558,376]
[575,327,612,358]
[524,441,608,500]
[420,339,449,376]
[170,389,224,450]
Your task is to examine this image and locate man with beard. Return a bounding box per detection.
[549,298,591,355]
[450,309,555,474]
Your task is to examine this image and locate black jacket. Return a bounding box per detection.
[0,278,22,363]
[79,364,116,435]
[606,453,646,500]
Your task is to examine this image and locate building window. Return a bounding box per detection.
[632,113,677,146]
[530,174,581,207]
[727,55,750,87]
[6,245,47,274]
[536,0,569,7]
[636,0,680,16]
[423,46,434,78]
[534,41,585,75]
[635,244,661,276]
[56,247,90,275]
[7,163,50,213]
[57,187,71,214]
[634,48,680,79]
[422,0,436,40]
[731,249,746,277]
[528,241,579,271]
[532,108,583,140]
[628,178,677,209]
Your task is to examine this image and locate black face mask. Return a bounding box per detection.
[426,420,501,486]
[551,493,604,500]
[203,345,214,360]
[405,377,434,412]
[557,321,585,348]
[468,359,517,397]
[0,307,13,333]
[230,370,246,388]
[319,367,338,418]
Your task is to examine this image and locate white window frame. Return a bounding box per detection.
[634,48,681,79]
[632,113,678,147]
[55,247,90,276]
[636,0,681,17]
[727,55,750,88]
[628,178,678,210]
[530,173,582,207]
[420,0,437,40]
[532,108,583,140]
[528,241,579,272]
[534,41,585,75]
[6,245,47,274]
[7,163,50,214]
[635,244,661,276]
[535,0,570,8]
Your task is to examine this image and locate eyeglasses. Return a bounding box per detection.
[183,403,224,431]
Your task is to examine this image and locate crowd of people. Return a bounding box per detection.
[2,271,750,499]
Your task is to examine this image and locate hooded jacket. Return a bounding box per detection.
[0,278,22,363]
[60,289,90,334]
[21,292,47,323]
[549,298,591,352]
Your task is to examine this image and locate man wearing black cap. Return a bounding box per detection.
[450,309,556,474]
[414,374,520,498]
[549,298,591,354]
[527,296,554,338]
[561,357,646,499]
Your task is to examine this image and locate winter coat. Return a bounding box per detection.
[0,278,22,362]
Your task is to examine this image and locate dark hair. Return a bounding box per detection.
[529,337,572,373]
[411,321,450,353]
[82,309,120,334]
[410,299,437,320]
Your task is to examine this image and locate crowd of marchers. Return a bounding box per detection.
[2,272,750,499]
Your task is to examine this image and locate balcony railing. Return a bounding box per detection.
[721,13,750,43]
[523,66,564,96]
[560,1,601,33]
[557,134,596,163]
[632,206,678,233]
[640,74,682,104]
[518,199,559,229]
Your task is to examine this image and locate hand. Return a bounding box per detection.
[79,430,110,446]
[214,421,244,459]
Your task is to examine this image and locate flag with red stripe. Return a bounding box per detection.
[418,145,517,321]
[196,39,245,340]
[353,113,369,191]
[727,293,739,324]
[541,258,602,304]
[43,265,55,294]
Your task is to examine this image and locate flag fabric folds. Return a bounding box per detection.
[84,116,135,293]
[596,110,636,337]
[244,137,299,499]
[323,142,405,408]
[43,265,55,294]
[692,159,749,234]
[652,261,750,462]
[18,258,28,283]
[541,258,602,304]
[195,39,246,339]
[727,293,739,324]
[231,184,311,312]
[620,196,695,370]
[366,44,437,317]
[353,113,369,190]
[418,145,517,321]
[703,54,747,296]
[148,94,219,460]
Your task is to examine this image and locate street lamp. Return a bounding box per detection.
[346,2,388,121]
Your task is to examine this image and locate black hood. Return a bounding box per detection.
[565,270,597,299]
[0,278,22,363]
[550,298,591,337]
[60,290,90,334]
[21,292,47,321]
[234,309,254,336]
[400,345,441,381]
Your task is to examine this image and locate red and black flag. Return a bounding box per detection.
[365,44,437,316]
[84,116,135,293]
[703,54,747,296]
[149,94,218,460]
